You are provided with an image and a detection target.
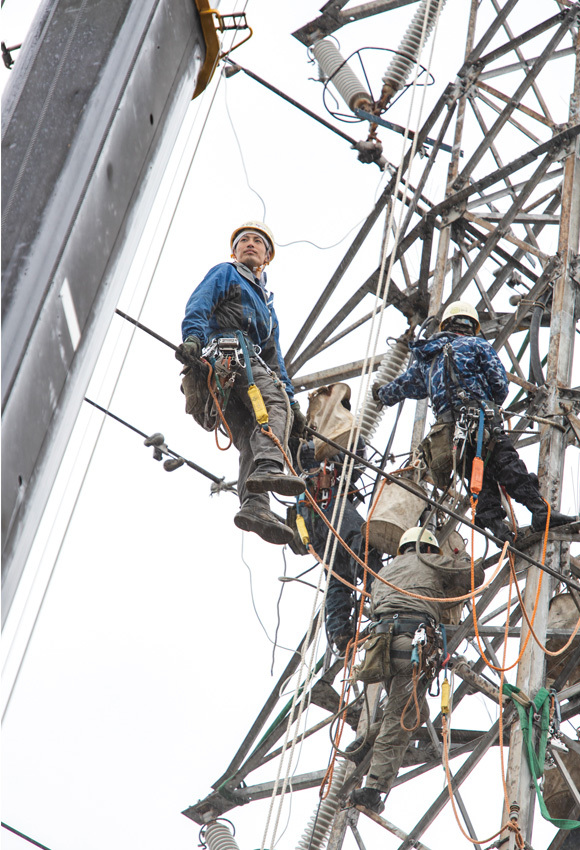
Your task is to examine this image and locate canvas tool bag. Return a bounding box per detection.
[354,625,393,684]
[419,421,454,490]
[180,361,218,432]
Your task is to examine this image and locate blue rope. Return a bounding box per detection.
[476,409,485,458]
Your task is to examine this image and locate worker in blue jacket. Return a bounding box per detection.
[176,221,307,546]
[373,301,576,543]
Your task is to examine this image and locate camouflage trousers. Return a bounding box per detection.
[366,634,430,794]
[422,421,544,523]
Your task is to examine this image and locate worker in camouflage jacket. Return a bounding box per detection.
[176,222,307,546]
[349,527,484,815]
[373,301,576,544]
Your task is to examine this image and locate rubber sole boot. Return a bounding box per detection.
[344,722,381,765]
[344,737,372,766]
[234,506,294,546]
[476,516,514,545]
[531,507,579,533]
[246,464,306,497]
[350,787,385,815]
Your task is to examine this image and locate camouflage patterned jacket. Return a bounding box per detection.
[376,332,509,418]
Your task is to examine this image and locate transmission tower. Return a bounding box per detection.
[185,2,580,848]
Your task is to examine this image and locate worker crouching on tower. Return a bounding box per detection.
[176,222,307,545]
[349,527,484,815]
[372,301,577,544]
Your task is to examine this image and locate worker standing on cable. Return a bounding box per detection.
[176,221,307,546]
[372,301,577,544]
[349,526,484,814]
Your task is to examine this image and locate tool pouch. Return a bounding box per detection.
[419,422,454,490]
[354,625,393,684]
[180,362,217,432]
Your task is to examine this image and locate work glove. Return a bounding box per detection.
[371,382,383,404]
[175,335,203,364]
[290,401,307,438]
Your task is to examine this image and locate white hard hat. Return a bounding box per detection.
[440,301,480,334]
[230,221,275,260]
[398,526,440,555]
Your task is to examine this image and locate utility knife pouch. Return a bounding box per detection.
[354,626,393,684]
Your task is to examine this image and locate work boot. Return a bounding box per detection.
[350,787,384,815]
[333,633,353,654]
[344,737,372,767]
[246,462,306,497]
[530,502,578,533]
[475,516,514,546]
[344,722,381,765]
[234,505,294,546]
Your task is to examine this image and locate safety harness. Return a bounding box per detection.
[428,341,505,494]
[202,328,285,429]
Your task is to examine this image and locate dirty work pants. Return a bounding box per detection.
[431,422,543,525]
[309,493,380,643]
[225,359,291,510]
[464,431,543,524]
[366,634,430,794]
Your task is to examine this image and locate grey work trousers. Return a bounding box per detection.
[366,634,430,794]
[224,359,292,509]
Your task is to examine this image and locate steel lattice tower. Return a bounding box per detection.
[185,2,580,849]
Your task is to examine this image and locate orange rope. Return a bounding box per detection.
[320,470,388,796]
[260,427,504,605]
[509,556,580,657]
[468,496,564,673]
[441,716,525,847]
[400,653,423,732]
[319,642,355,799]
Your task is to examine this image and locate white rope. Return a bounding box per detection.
[260,2,447,845]
[349,0,446,455]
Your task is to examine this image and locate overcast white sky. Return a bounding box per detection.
[2,2,579,850]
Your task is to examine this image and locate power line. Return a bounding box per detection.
[83,397,236,491]
[2,822,53,850]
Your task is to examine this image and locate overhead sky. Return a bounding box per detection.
[2,1,579,849]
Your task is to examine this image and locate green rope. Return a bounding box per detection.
[503,683,580,830]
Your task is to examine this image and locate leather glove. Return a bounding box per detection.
[290,401,307,437]
[371,382,383,404]
[175,335,203,364]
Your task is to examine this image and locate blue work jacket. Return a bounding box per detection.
[182,261,294,401]
[377,332,509,417]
